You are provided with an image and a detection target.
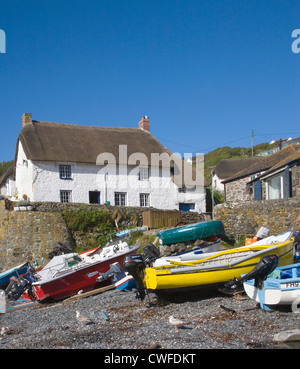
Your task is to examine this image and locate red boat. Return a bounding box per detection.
[21,242,139,302]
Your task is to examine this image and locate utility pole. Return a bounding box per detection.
[251,130,254,157]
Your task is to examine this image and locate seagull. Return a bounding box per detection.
[169,315,185,332]
[0,327,13,336]
[76,311,95,326]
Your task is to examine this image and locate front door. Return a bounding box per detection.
[89,191,100,204]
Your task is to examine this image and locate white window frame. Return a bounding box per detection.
[266,172,284,200]
[59,165,72,179]
[140,193,150,207]
[60,190,72,203]
[139,167,149,181]
[115,192,126,206]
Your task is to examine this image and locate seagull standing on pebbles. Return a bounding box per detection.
[169,315,185,332]
[76,311,95,326]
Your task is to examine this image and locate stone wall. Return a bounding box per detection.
[0,200,204,271]
[214,197,300,237]
[224,177,252,202]
[0,200,74,270]
[291,165,300,197]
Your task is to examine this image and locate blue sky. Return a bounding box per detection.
[0,0,299,162]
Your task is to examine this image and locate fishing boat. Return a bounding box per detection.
[113,271,136,291]
[12,243,139,302]
[152,240,221,267]
[0,262,30,289]
[243,262,300,311]
[156,220,225,245]
[124,233,294,300]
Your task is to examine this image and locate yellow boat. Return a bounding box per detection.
[124,237,294,299]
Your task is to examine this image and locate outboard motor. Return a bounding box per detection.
[221,254,279,295]
[123,254,146,301]
[97,262,123,283]
[143,243,160,266]
[5,266,37,301]
[293,230,300,260]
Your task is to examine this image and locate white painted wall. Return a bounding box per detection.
[0,178,16,197]
[15,142,206,211]
[15,141,35,200]
[212,172,225,191]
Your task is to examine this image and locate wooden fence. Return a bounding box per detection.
[142,210,181,229]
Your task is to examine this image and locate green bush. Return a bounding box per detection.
[61,206,115,233]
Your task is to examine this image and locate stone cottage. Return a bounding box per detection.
[222,144,300,202]
[212,157,263,192]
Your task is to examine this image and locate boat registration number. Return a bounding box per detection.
[283,282,300,289]
[86,271,99,278]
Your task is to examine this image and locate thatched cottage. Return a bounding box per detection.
[14,113,207,212]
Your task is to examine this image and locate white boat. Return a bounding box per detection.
[247,230,293,247]
[243,262,300,311]
[80,240,135,263]
[152,240,221,267]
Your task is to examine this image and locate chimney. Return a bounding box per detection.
[22,113,32,127]
[138,116,150,132]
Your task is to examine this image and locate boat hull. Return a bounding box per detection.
[243,262,300,310]
[156,220,225,245]
[143,240,294,295]
[0,262,30,289]
[25,247,139,301]
[114,272,136,291]
[116,227,147,238]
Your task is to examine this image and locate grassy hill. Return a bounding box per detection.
[0,160,14,177]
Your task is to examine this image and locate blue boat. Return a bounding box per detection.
[116,227,147,238]
[113,271,136,291]
[0,262,30,289]
[243,262,300,311]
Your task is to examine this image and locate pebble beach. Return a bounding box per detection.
[0,286,299,351]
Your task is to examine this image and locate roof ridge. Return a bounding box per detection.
[32,120,142,130]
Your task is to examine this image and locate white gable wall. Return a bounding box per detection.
[15,141,35,200]
[212,172,225,191]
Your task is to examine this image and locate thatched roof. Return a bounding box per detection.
[17,120,168,164]
[214,157,263,179]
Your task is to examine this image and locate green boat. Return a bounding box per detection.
[156,220,225,245]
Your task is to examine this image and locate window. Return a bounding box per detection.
[266,173,284,199]
[179,203,195,211]
[140,193,150,207]
[139,168,149,181]
[115,192,126,206]
[60,190,72,203]
[59,165,72,179]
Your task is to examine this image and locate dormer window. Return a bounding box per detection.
[59,165,72,179]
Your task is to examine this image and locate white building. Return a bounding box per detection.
[0,164,15,198]
[14,114,207,212]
